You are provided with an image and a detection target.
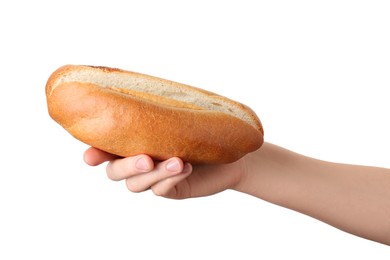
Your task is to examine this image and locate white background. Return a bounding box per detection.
[1,0,389,258]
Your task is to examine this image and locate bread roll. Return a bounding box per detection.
[46,65,264,164]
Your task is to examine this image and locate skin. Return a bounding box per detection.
[84,142,390,245]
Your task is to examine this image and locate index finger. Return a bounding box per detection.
[83,147,121,166]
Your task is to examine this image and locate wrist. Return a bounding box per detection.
[228,155,249,192]
[231,143,309,202]
[231,145,267,195]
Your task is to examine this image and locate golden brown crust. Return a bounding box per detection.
[46,65,264,164]
[108,86,204,110]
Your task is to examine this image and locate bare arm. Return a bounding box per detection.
[236,143,390,245]
[84,143,390,245]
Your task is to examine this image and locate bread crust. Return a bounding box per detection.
[46,65,264,164]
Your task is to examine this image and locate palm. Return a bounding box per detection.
[167,161,244,199]
[84,147,245,199]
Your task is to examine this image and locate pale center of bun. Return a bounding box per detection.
[52,68,259,129]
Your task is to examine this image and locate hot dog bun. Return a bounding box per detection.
[46,65,264,164]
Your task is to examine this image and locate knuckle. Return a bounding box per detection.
[151,187,168,197]
[125,179,143,193]
[106,164,119,181]
[105,163,115,179]
[151,180,177,198]
[163,177,175,186]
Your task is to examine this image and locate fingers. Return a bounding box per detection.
[87,149,194,198]
[106,155,193,196]
[126,160,191,193]
[106,154,154,181]
[150,163,192,198]
[83,147,121,166]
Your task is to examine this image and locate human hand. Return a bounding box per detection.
[84,144,390,245]
[83,147,246,199]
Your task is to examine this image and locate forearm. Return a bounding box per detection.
[235,143,390,245]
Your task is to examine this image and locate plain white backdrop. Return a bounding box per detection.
[1,0,389,259]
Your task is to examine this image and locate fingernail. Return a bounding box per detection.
[135,157,150,171]
[182,163,192,174]
[166,159,181,172]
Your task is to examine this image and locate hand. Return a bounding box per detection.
[83,144,390,245]
[83,147,246,199]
